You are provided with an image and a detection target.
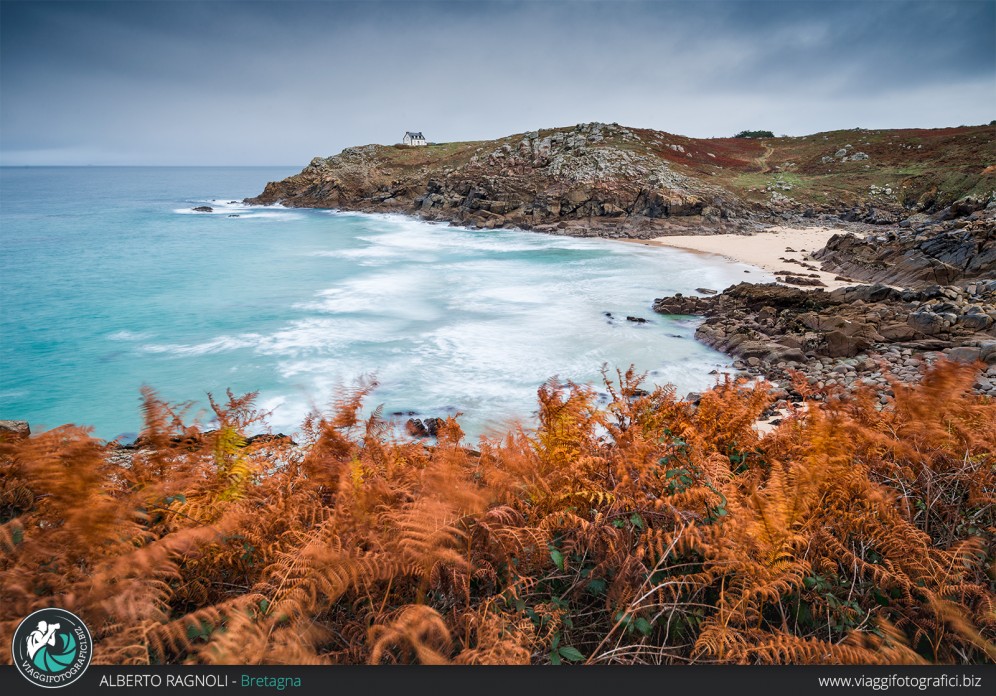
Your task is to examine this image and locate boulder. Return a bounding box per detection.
[879,323,916,341]
[192,206,213,213]
[405,417,443,438]
[980,341,996,365]
[908,311,945,336]
[245,433,297,447]
[864,208,897,225]
[825,330,873,358]
[958,313,994,331]
[946,347,981,364]
[0,420,29,440]
[767,347,807,363]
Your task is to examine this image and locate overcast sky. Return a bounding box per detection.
[1,0,993,165]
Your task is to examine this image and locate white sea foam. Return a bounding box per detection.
[90,202,773,438]
[140,334,263,356]
[108,330,154,341]
[173,199,302,220]
[238,211,305,220]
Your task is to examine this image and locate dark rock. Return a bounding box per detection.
[879,323,916,340]
[946,347,981,364]
[192,206,213,213]
[830,284,901,304]
[814,213,995,288]
[907,311,945,336]
[695,288,718,295]
[980,341,996,364]
[406,417,444,438]
[825,329,873,358]
[958,313,994,331]
[626,316,650,323]
[864,208,898,225]
[245,433,297,447]
[778,275,826,287]
[767,347,807,363]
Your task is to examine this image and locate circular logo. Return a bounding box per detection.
[11,608,92,688]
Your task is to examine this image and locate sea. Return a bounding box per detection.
[0,167,769,441]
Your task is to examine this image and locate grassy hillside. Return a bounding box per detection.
[250,123,994,232]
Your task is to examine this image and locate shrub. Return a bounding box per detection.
[0,363,992,665]
[734,130,775,139]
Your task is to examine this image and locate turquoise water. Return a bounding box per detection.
[0,167,766,441]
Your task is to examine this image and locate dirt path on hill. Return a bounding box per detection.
[756,143,775,173]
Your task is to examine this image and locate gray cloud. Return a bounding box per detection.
[2,0,993,165]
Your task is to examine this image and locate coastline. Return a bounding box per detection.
[622,226,861,291]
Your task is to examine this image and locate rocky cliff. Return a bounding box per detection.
[813,199,995,286]
[249,121,995,238]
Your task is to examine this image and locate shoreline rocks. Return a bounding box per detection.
[653,279,996,402]
[814,200,995,287]
[405,417,444,438]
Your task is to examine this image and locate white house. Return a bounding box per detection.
[403,131,427,146]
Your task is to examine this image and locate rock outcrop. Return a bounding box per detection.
[0,420,30,440]
[249,123,753,238]
[653,280,996,400]
[247,122,995,238]
[814,197,995,287]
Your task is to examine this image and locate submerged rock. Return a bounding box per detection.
[405,417,444,438]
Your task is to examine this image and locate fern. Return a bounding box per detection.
[0,362,992,665]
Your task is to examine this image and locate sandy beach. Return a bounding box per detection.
[628,226,860,291]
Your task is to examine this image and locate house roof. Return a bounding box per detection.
[404,131,425,139]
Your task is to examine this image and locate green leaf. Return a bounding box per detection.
[550,548,565,570]
[186,621,212,641]
[629,513,644,530]
[558,646,585,662]
[586,578,607,595]
[549,651,562,666]
[634,617,653,636]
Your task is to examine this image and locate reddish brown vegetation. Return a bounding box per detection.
[1,363,993,665]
